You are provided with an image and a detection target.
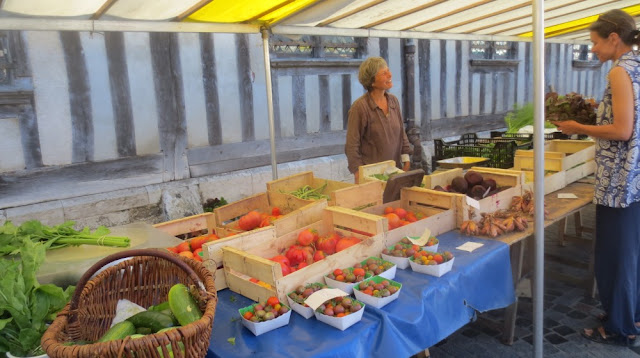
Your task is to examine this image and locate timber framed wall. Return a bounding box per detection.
[0,31,610,211]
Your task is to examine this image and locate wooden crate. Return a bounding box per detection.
[153,212,275,291]
[359,187,458,247]
[213,191,327,237]
[266,171,354,206]
[358,160,404,187]
[513,140,595,172]
[519,159,595,195]
[331,180,384,210]
[422,167,524,190]
[222,206,387,303]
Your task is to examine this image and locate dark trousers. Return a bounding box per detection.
[595,202,640,336]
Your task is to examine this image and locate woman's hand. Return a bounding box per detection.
[551,120,582,135]
[403,161,411,171]
[354,172,359,184]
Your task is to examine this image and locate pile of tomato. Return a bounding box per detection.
[166,233,220,262]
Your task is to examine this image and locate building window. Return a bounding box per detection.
[270,35,362,59]
[471,40,514,59]
[573,44,595,61]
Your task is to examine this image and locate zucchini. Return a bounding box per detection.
[149,301,170,312]
[168,283,203,326]
[98,321,136,342]
[126,311,175,332]
[136,327,153,335]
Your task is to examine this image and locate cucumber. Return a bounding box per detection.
[149,301,170,312]
[136,327,153,335]
[159,308,180,326]
[126,311,175,332]
[98,321,136,342]
[168,283,203,326]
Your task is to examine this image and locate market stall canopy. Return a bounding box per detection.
[0,0,639,42]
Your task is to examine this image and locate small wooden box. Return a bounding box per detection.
[519,160,595,195]
[360,187,458,247]
[222,206,387,303]
[513,140,595,172]
[153,212,274,291]
[266,171,354,206]
[358,160,404,187]
[422,167,524,190]
[213,191,327,237]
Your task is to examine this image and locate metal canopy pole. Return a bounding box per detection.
[261,26,278,180]
[532,1,545,357]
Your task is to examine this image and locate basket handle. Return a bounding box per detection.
[67,248,207,321]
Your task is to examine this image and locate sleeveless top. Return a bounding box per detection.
[594,51,640,208]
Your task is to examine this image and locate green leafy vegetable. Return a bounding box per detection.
[0,237,75,356]
[227,337,236,346]
[504,103,557,134]
[0,220,130,257]
[203,197,228,212]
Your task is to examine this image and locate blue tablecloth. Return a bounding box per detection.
[206,231,515,358]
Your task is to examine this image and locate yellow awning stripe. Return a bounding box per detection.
[519,4,640,38]
[186,0,319,24]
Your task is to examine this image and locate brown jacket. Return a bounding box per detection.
[345,92,412,174]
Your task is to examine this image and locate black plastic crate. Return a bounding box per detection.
[433,133,532,169]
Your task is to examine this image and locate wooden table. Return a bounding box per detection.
[498,180,595,345]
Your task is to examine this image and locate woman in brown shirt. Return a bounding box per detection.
[345,57,412,183]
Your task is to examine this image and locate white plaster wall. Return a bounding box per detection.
[248,34,269,141]
[483,73,492,114]
[178,32,208,149]
[26,31,72,166]
[387,38,402,102]
[429,40,441,119]
[0,117,25,170]
[445,40,456,118]
[471,72,481,115]
[516,42,526,105]
[214,33,242,143]
[329,74,344,131]
[460,41,470,117]
[278,75,294,137]
[80,32,117,161]
[124,32,160,155]
[305,76,320,133]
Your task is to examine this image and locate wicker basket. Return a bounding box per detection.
[41,249,217,358]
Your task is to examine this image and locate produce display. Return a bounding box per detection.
[382,206,427,230]
[232,207,284,232]
[326,258,395,283]
[166,233,220,262]
[410,250,454,266]
[284,182,330,200]
[270,229,362,276]
[0,220,130,257]
[287,283,328,306]
[355,277,400,298]
[459,190,546,238]
[432,170,509,200]
[545,91,596,125]
[315,296,363,318]
[239,296,292,336]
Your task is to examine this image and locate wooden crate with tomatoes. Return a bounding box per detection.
[222,206,387,303]
[359,187,458,246]
[153,212,277,291]
[266,171,355,206]
[214,191,327,237]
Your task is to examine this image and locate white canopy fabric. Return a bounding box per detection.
[0,0,638,42]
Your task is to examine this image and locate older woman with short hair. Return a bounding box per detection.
[345,57,412,183]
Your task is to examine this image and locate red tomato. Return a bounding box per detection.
[267,297,280,306]
[166,246,179,253]
[189,236,208,251]
[271,207,281,216]
[296,229,315,246]
[335,237,362,252]
[243,311,253,320]
[176,241,191,253]
[179,251,194,259]
[384,206,395,214]
[394,208,408,219]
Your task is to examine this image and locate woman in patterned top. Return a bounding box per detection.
[554,9,640,347]
[345,57,412,183]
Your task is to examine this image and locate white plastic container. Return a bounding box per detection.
[239,304,292,336]
[314,302,366,331]
[286,295,314,319]
[353,276,402,309]
[409,257,455,277]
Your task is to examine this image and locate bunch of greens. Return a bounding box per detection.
[203,197,228,212]
[0,237,75,356]
[545,92,597,125]
[0,220,130,257]
[504,103,557,133]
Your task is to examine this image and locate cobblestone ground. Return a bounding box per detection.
[425,204,640,358]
